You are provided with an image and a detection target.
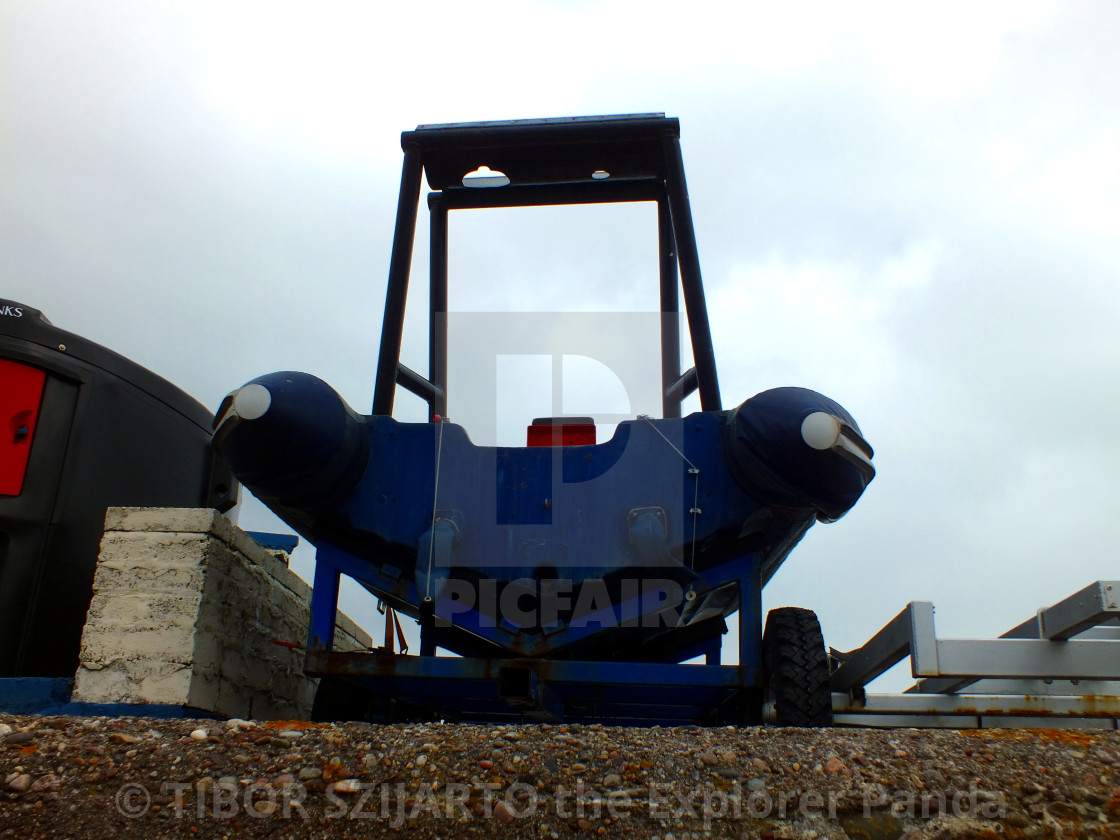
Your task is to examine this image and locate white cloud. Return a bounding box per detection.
[2,0,1117,698]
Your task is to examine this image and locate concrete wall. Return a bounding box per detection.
[72,507,372,720]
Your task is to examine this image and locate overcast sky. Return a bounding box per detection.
[3,1,1118,691]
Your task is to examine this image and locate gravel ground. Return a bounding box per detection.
[2,713,1118,839]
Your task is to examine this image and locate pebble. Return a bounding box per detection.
[30,774,59,792]
[493,800,516,823]
[323,762,348,782]
[0,713,1115,838]
[0,724,11,739]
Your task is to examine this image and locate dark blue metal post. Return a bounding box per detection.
[659,194,682,419]
[705,640,722,666]
[308,555,341,653]
[429,193,449,419]
[661,133,721,412]
[373,143,424,416]
[739,564,763,680]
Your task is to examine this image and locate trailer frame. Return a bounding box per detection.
[830,580,1120,728]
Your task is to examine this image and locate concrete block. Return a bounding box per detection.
[74,507,372,720]
[337,620,371,652]
[245,657,276,692]
[218,647,245,683]
[103,507,231,541]
[214,679,250,719]
[186,672,220,711]
[137,665,193,704]
[78,623,197,665]
[73,664,135,704]
[191,632,222,674]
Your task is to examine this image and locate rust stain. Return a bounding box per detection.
[262,720,331,731]
[1107,790,1120,819]
[1078,693,1120,716]
[1030,729,1100,747]
[947,694,1120,720]
[962,730,1032,742]
[962,728,1099,747]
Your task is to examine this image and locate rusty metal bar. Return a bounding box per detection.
[833,694,1120,725]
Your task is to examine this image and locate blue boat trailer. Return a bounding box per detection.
[213,115,876,726]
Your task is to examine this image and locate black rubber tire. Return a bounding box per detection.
[311,676,369,723]
[762,607,833,727]
[312,677,433,724]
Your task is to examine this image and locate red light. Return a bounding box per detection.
[1,359,47,495]
[526,417,596,447]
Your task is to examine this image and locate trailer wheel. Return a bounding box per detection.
[311,676,369,723]
[313,677,434,723]
[761,607,833,727]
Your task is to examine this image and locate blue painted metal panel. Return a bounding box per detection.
[0,678,223,719]
[294,405,808,659]
[0,677,72,714]
[307,651,752,725]
[245,531,299,554]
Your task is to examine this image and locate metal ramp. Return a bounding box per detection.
[830,580,1120,728]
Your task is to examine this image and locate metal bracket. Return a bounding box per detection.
[830,580,1120,728]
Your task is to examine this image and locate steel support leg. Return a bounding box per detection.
[308,556,341,652]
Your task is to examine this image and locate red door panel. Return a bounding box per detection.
[0,359,47,495]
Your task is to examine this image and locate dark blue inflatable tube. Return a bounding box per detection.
[724,387,874,522]
[212,372,368,510]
